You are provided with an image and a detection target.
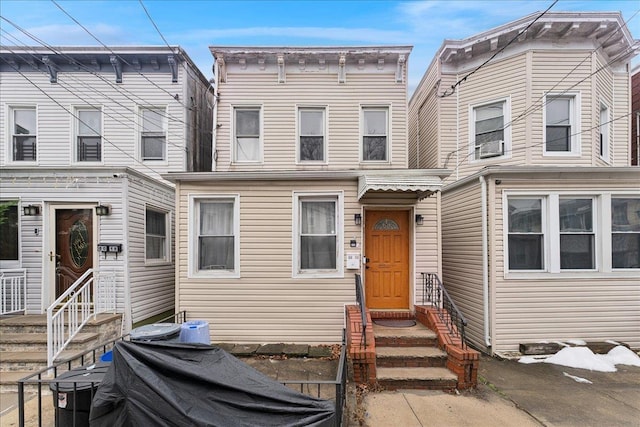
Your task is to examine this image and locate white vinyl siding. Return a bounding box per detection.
[75,108,102,163]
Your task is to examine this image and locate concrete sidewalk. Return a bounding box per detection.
[362,354,640,427]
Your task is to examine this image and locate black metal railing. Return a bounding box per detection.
[421,273,468,349]
[280,330,347,426]
[354,274,367,347]
[18,311,188,427]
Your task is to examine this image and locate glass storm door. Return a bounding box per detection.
[55,209,93,298]
[364,210,410,309]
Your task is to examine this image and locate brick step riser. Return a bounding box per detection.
[376,357,447,368]
[378,379,457,391]
[374,337,438,347]
[0,325,49,334]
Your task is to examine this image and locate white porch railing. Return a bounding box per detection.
[47,269,117,366]
[0,269,27,315]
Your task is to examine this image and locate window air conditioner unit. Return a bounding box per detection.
[479,140,504,158]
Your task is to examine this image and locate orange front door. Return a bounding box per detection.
[55,209,93,298]
[364,210,410,309]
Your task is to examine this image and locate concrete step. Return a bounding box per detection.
[376,367,458,391]
[0,313,122,334]
[0,370,55,393]
[0,332,99,352]
[376,346,447,368]
[373,322,438,347]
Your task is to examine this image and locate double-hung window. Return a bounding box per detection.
[141,107,166,161]
[145,207,168,262]
[234,107,261,162]
[298,107,326,162]
[611,197,640,269]
[11,108,37,162]
[559,198,595,270]
[195,197,239,276]
[76,108,102,162]
[362,107,388,162]
[507,198,544,270]
[473,101,506,159]
[294,193,342,276]
[0,201,19,265]
[545,94,579,154]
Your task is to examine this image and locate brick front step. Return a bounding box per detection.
[376,346,447,368]
[376,367,458,391]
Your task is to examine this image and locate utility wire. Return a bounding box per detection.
[440,0,558,97]
[139,0,172,49]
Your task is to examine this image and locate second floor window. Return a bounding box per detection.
[474,101,505,159]
[141,107,166,161]
[76,108,102,162]
[299,108,326,162]
[234,107,261,162]
[545,95,579,154]
[11,108,37,162]
[362,107,388,162]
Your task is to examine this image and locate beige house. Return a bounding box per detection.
[165,47,450,344]
[409,12,640,355]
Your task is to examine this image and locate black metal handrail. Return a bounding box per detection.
[18,311,188,427]
[280,330,347,426]
[421,273,468,349]
[354,274,367,347]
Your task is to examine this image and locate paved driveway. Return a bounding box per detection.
[479,354,640,427]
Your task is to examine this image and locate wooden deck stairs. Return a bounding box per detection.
[0,313,122,392]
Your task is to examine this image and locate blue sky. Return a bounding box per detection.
[1,1,639,94]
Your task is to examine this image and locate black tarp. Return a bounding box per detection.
[89,341,336,427]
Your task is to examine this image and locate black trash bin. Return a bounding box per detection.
[129,323,181,342]
[49,362,110,427]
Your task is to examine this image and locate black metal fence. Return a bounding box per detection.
[421,272,468,349]
[354,274,367,347]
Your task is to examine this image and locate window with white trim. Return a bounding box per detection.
[611,197,640,269]
[559,198,595,270]
[140,107,166,161]
[599,103,609,161]
[76,108,102,162]
[234,107,261,162]
[507,198,544,270]
[473,101,506,159]
[0,200,19,265]
[11,107,37,162]
[362,107,388,161]
[195,197,239,275]
[298,107,326,162]
[145,207,168,262]
[544,94,579,154]
[294,193,342,276]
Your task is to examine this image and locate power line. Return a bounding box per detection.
[139,0,172,49]
[439,0,558,98]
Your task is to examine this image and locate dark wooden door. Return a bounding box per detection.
[364,210,410,309]
[55,209,93,298]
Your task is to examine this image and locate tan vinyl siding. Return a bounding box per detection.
[441,181,486,350]
[408,64,440,169]
[490,174,640,353]
[612,71,631,166]
[215,72,407,171]
[413,193,441,304]
[176,179,360,344]
[127,177,176,323]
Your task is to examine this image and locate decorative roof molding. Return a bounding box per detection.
[41,55,58,83]
[109,55,122,83]
[395,54,406,83]
[338,54,346,83]
[277,54,285,83]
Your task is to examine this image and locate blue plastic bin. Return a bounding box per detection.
[100,350,113,362]
[179,320,210,344]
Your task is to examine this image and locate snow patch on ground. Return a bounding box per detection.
[563,372,593,384]
[518,345,640,373]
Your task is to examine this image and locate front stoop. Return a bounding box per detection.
[373,322,457,391]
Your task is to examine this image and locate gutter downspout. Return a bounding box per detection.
[211,61,220,171]
[480,175,491,347]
